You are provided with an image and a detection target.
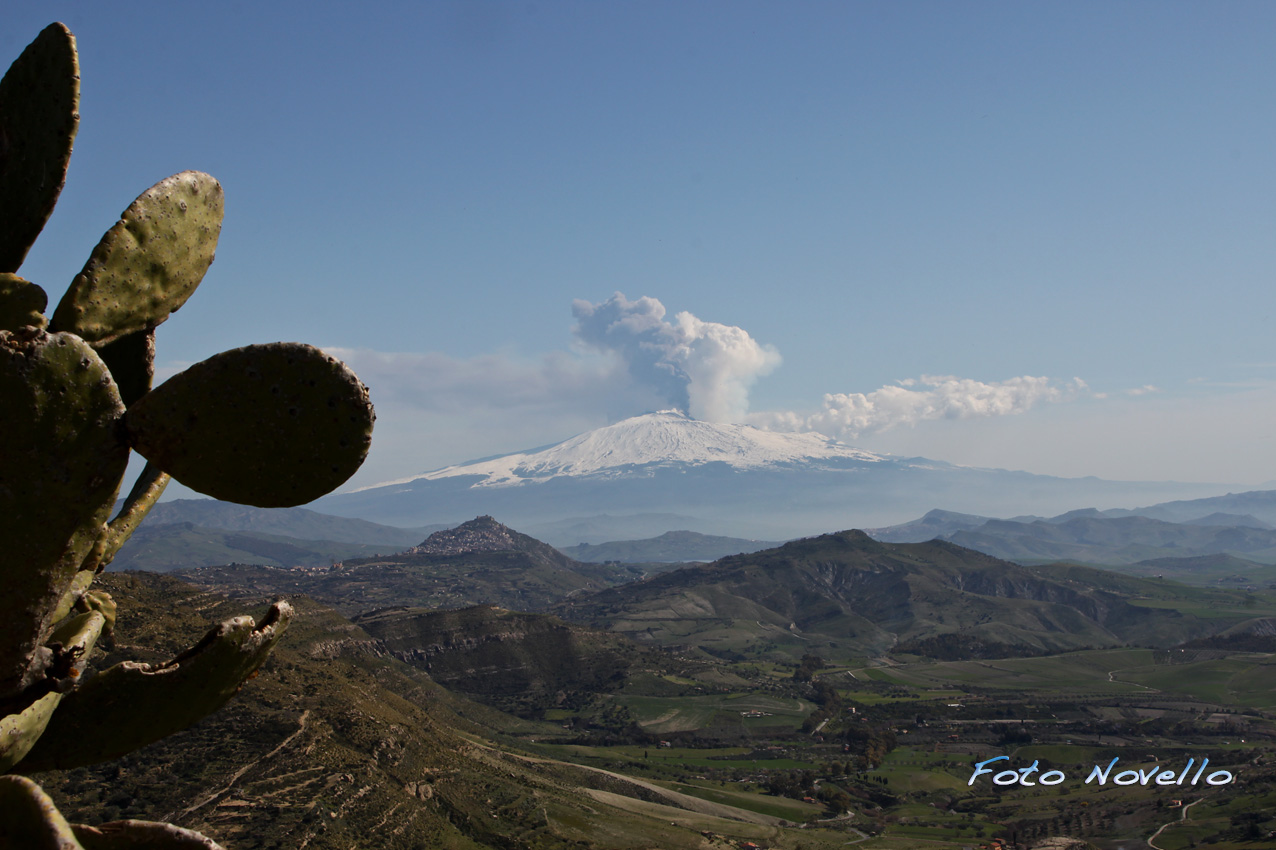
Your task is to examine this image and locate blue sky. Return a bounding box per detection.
[11,2,1276,490]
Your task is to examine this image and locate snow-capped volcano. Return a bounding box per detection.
[363,410,886,490]
[322,411,1228,540]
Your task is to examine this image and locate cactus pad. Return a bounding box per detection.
[0,775,82,847]
[0,330,128,698]
[18,602,291,772]
[50,171,223,345]
[125,342,374,507]
[73,821,227,849]
[0,775,226,850]
[0,693,62,775]
[0,274,49,332]
[0,610,105,772]
[0,23,79,274]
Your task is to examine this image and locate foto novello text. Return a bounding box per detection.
[967,756,1234,788]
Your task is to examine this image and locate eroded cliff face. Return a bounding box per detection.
[354,605,648,715]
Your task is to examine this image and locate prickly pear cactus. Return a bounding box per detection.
[0,23,375,848]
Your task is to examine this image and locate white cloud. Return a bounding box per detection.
[750,375,1087,439]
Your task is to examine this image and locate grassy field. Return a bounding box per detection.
[616,691,816,734]
[849,648,1160,693]
[1119,655,1276,709]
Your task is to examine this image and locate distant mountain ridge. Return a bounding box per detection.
[947,515,1276,565]
[123,487,1276,572]
[867,492,1276,574]
[181,516,638,616]
[560,530,781,563]
[176,515,1254,664]
[141,499,436,545]
[109,499,445,571]
[108,521,394,572]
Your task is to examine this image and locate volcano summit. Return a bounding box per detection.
[365,410,887,487]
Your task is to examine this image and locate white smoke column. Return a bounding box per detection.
[751,375,1086,438]
[670,311,782,422]
[572,292,780,422]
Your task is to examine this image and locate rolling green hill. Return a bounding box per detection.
[559,530,1247,662]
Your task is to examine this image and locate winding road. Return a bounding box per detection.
[1147,795,1209,849]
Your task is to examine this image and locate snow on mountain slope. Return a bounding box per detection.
[325,410,1234,537]
[361,410,889,490]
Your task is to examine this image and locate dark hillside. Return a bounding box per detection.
[354,604,671,719]
[560,530,1226,660]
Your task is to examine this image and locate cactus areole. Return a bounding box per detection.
[0,22,375,848]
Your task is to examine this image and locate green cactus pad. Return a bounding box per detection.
[0,330,128,699]
[72,821,226,850]
[0,274,49,331]
[18,602,291,772]
[0,692,61,775]
[47,581,116,648]
[50,171,223,345]
[47,570,96,637]
[125,343,374,507]
[0,776,221,850]
[87,461,170,573]
[0,611,105,772]
[0,23,79,274]
[0,775,83,848]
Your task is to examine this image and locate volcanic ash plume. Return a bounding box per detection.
[572,292,781,423]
